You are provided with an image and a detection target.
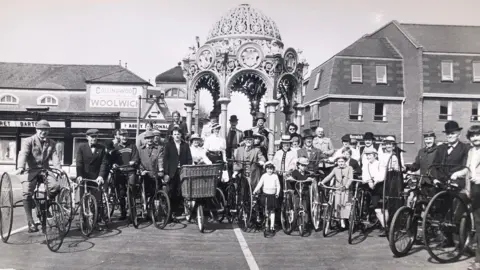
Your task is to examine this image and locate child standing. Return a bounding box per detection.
[320,156,353,229]
[253,161,281,233]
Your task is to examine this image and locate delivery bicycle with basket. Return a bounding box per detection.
[180,163,225,232]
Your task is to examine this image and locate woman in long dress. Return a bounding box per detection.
[189,134,212,165]
[320,156,353,229]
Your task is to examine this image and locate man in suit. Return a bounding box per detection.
[162,127,193,217]
[138,130,164,196]
[297,129,324,174]
[76,128,109,230]
[406,130,438,185]
[233,130,266,189]
[15,120,62,233]
[167,111,189,141]
[431,121,470,185]
[136,121,154,150]
[226,115,243,176]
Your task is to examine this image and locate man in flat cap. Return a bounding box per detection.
[76,129,109,229]
[136,121,154,150]
[138,130,164,197]
[16,119,62,233]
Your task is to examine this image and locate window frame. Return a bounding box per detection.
[314,71,322,89]
[376,65,387,84]
[351,64,363,83]
[373,103,387,122]
[439,100,453,121]
[441,61,453,82]
[37,94,59,106]
[302,85,306,97]
[0,94,19,105]
[165,88,185,98]
[472,101,480,121]
[349,101,363,121]
[0,136,17,164]
[473,62,480,82]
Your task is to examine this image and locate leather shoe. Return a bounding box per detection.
[28,223,39,233]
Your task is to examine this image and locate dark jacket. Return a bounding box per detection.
[407,145,438,178]
[163,140,193,179]
[431,141,470,182]
[297,147,324,172]
[76,143,109,180]
[348,158,362,176]
[112,141,140,167]
[167,121,189,140]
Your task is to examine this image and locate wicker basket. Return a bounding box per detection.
[180,164,223,199]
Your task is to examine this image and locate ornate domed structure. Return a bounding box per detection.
[182,4,308,159]
[205,4,282,43]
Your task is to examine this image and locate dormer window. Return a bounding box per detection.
[0,94,19,105]
[37,94,58,106]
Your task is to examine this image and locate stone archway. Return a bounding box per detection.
[227,69,272,126]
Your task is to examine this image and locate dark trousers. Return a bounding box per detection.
[470,184,480,262]
[165,170,182,213]
[114,171,137,210]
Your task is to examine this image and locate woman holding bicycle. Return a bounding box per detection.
[320,155,353,229]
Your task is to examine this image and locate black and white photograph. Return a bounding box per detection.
[0,0,479,269]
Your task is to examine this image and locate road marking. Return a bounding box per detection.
[10,225,28,235]
[232,225,260,270]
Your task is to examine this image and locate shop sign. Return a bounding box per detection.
[88,84,144,110]
[121,122,169,131]
[349,134,395,142]
[0,120,65,128]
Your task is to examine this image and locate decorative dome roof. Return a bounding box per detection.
[206,4,282,43]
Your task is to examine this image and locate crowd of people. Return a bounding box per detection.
[12,109,480,270]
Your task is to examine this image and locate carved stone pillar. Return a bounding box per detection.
[218,97,231,138]
[184,100,196,134]
[265,99,280,160]
[294,104,305,128]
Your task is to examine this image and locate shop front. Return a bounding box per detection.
[0,110,120,173]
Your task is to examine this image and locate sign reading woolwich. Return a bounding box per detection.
[87,84,144,112]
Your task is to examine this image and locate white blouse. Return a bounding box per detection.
[203,135,226,152]
[190,146,212,165]
[362,160,384,184]
[254,173,281,196]
[272,150,297,172]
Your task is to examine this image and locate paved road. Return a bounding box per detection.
[0,189,473,270]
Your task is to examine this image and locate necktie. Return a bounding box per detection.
[90,144,96,154]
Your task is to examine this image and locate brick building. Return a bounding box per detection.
[0,62,156,174]
[298,21,480,162]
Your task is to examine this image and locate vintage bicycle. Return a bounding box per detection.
[284,177,316,236]
[347,178,373,244]
[141,170,171,230]
[0,168,69,252]
[320,183,344,237]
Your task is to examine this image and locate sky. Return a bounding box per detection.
[1,0,479,130]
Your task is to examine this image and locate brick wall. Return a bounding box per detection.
[325,99,402,149]
[423,98,480,143]
[371,23,424,162]
[423,54,480,94]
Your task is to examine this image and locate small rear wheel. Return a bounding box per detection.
[80,193,97,237]
[388,206,417,257]
[45,201,66,252]
[0,173,14,243]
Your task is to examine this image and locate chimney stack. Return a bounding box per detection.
[125,62,128,69]
[119,60,122,66]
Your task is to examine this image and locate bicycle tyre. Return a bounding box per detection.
[45,201,66,252]
[127,185,139,228]
[107,182,118,218]
[212,188,227,223]
[422,190,470,263]
[0,173,14,243]
[101,190,111,226]
[322,203,333,238]
[298,212,306,237]
[459,212,475,255]
[57,187,73,235]
[151,190,171,230]
[197,204,204,233]
[281,192,295,235]
[238,178,252,232]
[80,193,97,237]
[348,199,358,244]
[388,206,417,257]
[309,184,321,231]
[225,183,236,224]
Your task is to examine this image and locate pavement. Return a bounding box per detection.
[0,188,474,270]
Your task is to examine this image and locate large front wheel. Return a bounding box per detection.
[80,193,97,237]
[151,190,171,229]
[0,173,14,243]
[388,206,418,257]
[422,191,470,263]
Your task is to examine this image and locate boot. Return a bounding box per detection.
[23,199,38,233]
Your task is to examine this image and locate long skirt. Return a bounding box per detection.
[385,170,404,225]
[206,151,223,164]
[333,189,351,220]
